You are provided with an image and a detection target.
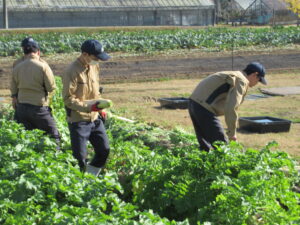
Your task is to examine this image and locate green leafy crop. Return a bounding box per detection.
[0,78,299,224]
[1,27,300,56]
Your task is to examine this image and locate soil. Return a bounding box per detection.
[1,50,300,89]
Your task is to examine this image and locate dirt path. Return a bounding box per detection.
[1,51,300,89]
[99,51,300,82]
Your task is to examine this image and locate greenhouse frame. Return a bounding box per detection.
[0,0,216,28]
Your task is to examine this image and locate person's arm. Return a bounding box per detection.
[224,80,247,139]
[62,70,91,113]
[10,69,18,109]
[43,64,56,93]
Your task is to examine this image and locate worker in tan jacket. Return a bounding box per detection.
[189,62,267,151]
[10,39,61,147]
[62,39,110,176]
[12,37,48,120]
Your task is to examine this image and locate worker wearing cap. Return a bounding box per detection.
[62,39,111,176]
[189,62,267,152]
[10,38,61,147]
[12,37,48,116]
[13,37,41,68]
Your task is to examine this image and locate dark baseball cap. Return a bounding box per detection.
[244,62,267,85]
[81,39,110,61]
[21,37,39,49]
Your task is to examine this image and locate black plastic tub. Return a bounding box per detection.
[158,97,189,109]
[239,116,292,133]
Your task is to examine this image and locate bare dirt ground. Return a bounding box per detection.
[1,49,300,89]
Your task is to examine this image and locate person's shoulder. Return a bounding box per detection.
[38,57,49,65]
[37,58,53,72]
[226,71,249,87]
[13,57,26,68]
[219,71,245,80]
[27,56,46,68]
[12,57,31,72]
[210,71,234,80]
[64,59,85,78]
[214,71,241,85]
[65,59,82,72]
[234,71,248,83]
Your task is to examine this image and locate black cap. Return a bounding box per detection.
[244,62,267,85]
[21,37,39,49]
[81,39,110,61]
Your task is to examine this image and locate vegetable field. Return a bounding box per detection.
[0,78,299,224]
[1,26,300,224]
[1,26,300,56]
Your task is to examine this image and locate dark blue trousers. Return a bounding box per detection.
[188,99,228,152]
[68,118,110,170]
[16,103,61,144]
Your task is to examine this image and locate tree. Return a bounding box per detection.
[283,0,300,16]
[283,0,300,25]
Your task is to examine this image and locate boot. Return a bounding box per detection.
[86,164,102,177]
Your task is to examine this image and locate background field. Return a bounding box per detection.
[0,26,300,158]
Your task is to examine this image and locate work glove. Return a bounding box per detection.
[100,110,107,121]
[229,135,237,141]
[91,102,102,112]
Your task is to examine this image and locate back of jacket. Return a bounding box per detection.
[11,54,56,106]
[13,56,26,68]
[190,71,249,137]
[13,55,47,68]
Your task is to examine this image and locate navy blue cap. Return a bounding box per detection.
[244,62,267,85]
[21,37,39,49]
[81,39,110,61]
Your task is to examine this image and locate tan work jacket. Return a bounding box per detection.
[13,55,47,68]
[190,71,249,138]
[62,58,101,123]
[11,54,56,106]
[13,56,27,68]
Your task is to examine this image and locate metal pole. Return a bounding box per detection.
[231,35,234,70]
[3,0,8,29]
[272,8,275,27]
[272,1,275,27]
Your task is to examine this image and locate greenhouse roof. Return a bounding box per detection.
[237,0,254,10]
[3,0,215,9]
[237,0,288,10]
[262,0,287,10]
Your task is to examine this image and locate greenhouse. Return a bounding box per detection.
[238,0,297,25]
[0,0,216,28]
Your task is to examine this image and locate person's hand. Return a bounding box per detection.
[229,135,237,141]
[91,102,102,112]
[100,110,107,121]
[12,97,17,110]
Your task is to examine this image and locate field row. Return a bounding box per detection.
[1,26,300,56]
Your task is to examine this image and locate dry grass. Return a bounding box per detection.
[103,71,300,157]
